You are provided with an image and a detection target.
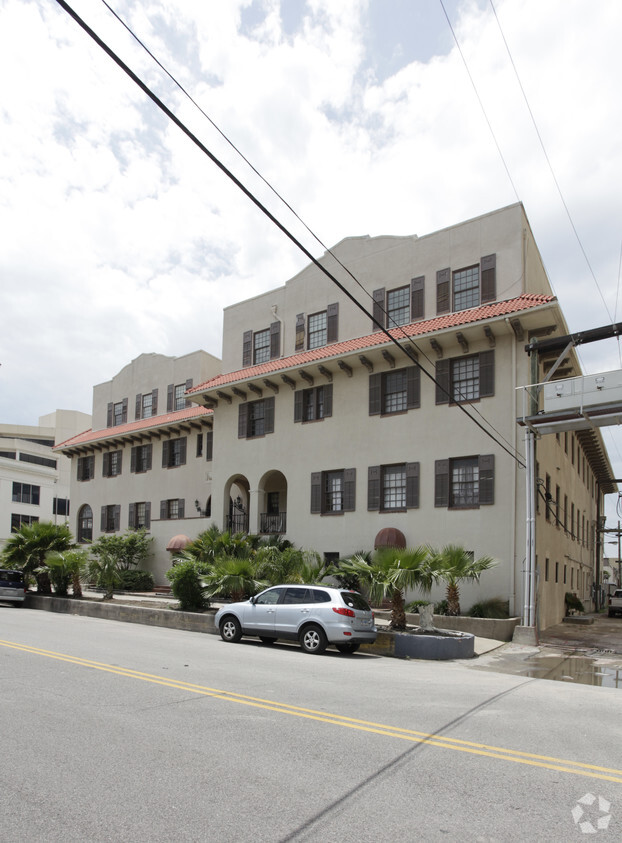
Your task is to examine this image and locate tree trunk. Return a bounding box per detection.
[72,574,82,599]
[446,583,461,616]
[36,570,52,594]
[390,587,407,630]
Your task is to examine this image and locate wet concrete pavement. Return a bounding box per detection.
[472,613,622,689]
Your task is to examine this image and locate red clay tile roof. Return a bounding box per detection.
[190,293,556,394]
[54,405,213,451]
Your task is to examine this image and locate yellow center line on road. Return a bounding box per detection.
[3,638,622,784]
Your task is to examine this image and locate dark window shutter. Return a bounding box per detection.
[242,330,252,367]
[160,500,168,520]
[327,303,339,343]
[481,254,496,303]
[238,404,248,439]
[343,468,356,512]
[100,506,107,532]
[121,398,128,424]
[435,359,450,404]
[185,379,193,408]
[167,384,174,413]
[435,459,449,507]
[135,394,142,420]
[264,396,275,434]
[130,446,137,473]
[114,505,121,532]
[106,403,113,428]
[411,276,425,321]
[294,390,303,423]
[406,366,420,409]
[145,444,152,471]
[436,268,450,314]
[295,314,305,351]
[479,454,495,505]
[368,466,380,511]
[310,472,322,513]
[324,383,333,418]
[369,373,382,415]
[128,503,135,529]
[144,502,151,529]
[162,440,169,468]
[479,350,495,397]
[270,321,281,359]
[152,388,158,415]
[373,288,385,330]
[117,451,122,474]
[102,452,110,477]
[178,499,185,519]
[406,462,420,508]
[179,437,187,465]
[196,433,203,457]
[205,430,213,461]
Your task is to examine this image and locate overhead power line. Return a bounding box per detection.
[53,0,525,467]
[97,0,522,460]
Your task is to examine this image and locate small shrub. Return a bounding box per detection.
[467,598,510,619]
[118,569,154,592]
[565,592,584,613]
[166,560,208,612]
[434,600,449,615]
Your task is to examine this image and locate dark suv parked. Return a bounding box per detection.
[0,569,27,606]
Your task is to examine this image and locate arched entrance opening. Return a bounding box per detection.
[258,470,288,535]
[224,475,250,534]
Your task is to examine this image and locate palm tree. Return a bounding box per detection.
[202,558,268,602]
[430,544,496,616]
[1,522,74,593]
[41,549,89,598]
[334,546,436,630]
[87,551,121,600]
[254,546,326,586]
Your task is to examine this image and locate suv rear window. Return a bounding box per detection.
[341,591,371,611]
[0,570,24,584]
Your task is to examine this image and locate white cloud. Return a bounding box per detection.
[1,0,622,515]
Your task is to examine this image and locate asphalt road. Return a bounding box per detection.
[1,607,621,842]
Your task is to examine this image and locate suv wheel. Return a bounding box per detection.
[300,624,327,654]
[220,616,242,643]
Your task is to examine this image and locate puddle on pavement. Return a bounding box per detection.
[476,654,622,689]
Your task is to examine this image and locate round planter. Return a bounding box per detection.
[394,630,475,660]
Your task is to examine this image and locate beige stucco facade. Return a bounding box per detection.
[54,204,615,629]
[57,352,221,584]
[191,203,615,628]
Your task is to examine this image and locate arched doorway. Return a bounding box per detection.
[224,476,250,534]
[258,470,288,535]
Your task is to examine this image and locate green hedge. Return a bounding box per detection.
[117,569,154,592]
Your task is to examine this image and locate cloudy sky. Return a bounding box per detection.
[2,0,622,520]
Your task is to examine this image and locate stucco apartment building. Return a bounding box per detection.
[0,410,91,549]
[56,204,615,628]
[56,351,220,584]
[186,203,615,629]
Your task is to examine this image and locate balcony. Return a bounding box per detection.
[260,512,287,534]
[225,513,249,534]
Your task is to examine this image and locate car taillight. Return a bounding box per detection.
[333,606,355,618]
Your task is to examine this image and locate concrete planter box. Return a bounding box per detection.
[27,594,217,635]
[373,610,520,641]
[394,631,475,660]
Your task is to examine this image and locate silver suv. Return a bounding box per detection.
[215,585,377,654]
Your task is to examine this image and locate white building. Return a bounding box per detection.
[0,410,91,548]
[55,351,221,584]
[187,203,616,628]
